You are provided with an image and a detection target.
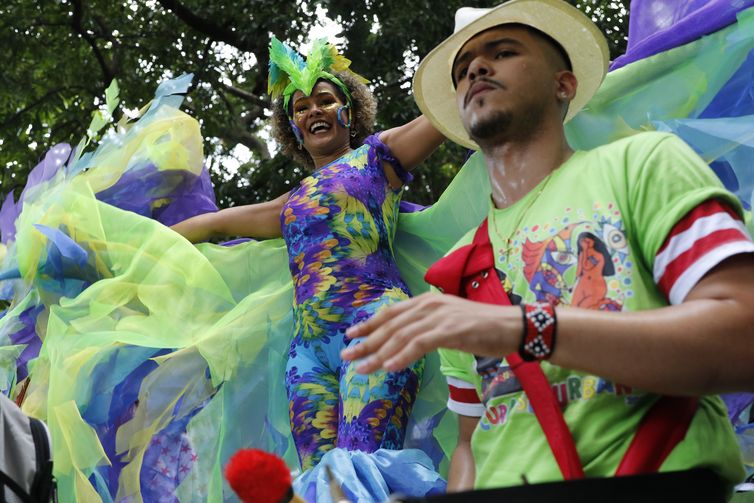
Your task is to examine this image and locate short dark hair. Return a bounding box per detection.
[271,72,377,169]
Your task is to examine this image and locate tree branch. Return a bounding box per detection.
[154,0,255,52]
[0,88,67,130]
[221,131,271,160]
[69,0,114,83]
[211,88,270,159]
[241,112,257,128]
[219,82,269,109]
[92,13,122,76]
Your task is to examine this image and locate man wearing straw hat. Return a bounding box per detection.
[343,0,754,497]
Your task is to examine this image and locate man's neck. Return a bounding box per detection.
[480,126,573,209]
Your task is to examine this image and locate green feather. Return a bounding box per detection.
[302,39,334,93]
[267,36,360,111]
[268,36,304,100]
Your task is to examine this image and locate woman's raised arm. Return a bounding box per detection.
[380,115,446,172]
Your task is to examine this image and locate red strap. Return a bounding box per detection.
[615,395,699,475]
[424,218,698,479]
[505,352,585,479]
[427,219,585,480]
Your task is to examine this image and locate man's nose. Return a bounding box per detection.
[468,57,491,81]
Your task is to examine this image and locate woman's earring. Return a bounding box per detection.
[350,129,357,139]
[337,106,352,128]
[289,120,304,148]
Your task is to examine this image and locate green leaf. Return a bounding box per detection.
[105,79,120,116]
[87,110,107,138]
[69,136,88,167]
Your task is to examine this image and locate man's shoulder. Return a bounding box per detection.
[585,131,681,159]
[570,132,695,180]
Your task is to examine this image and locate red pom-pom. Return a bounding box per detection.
[225,449,292,503]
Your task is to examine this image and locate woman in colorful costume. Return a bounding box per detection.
[172,37,449,499]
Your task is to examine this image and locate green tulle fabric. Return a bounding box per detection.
[5,104,463,500]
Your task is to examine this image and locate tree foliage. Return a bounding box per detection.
[0,0,629,207]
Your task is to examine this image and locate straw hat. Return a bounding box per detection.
[413,0,609,150]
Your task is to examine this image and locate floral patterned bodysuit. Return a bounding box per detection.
[281,135,424,470]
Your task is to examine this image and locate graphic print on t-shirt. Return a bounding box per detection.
[478,204,636,405]
[512,207,633,310]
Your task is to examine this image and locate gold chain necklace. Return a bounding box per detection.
[489,172,555,260]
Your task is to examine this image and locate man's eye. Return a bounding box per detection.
[496,50,515,58]
[456,68,468,81]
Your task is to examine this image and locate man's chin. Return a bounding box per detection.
[468,111,511,144]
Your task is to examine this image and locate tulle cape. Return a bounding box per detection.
[0,83,463,501]
[2,4,754,501]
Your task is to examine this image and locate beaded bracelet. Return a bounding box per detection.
[519,302,557,361]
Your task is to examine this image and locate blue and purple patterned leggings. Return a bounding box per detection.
[285,300,424,470]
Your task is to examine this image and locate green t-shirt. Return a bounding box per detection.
[439,132,746,490]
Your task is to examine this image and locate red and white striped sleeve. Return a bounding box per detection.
[654,199,754,304]
[446,376,485,417]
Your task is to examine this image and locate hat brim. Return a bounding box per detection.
[413,0,609,150]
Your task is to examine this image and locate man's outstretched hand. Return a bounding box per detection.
[341,292,520,373]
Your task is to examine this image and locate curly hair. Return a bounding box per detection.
[271,71,377,169]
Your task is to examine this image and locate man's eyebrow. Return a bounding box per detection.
[453,37,525,74]
[452,51,473,75]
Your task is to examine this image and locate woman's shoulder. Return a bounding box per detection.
[339,134,388,165]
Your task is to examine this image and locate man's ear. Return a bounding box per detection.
[555,70,578,102]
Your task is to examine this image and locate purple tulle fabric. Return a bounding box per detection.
[0,144,215,246]
[96,164,218,226]
[611,0,754,70]
[8,306,43,382]
[0,144,71,243]
[722,393,754,422]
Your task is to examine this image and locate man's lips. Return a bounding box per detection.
[465,79,503,106]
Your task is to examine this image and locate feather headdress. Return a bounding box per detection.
[268,36,368,113]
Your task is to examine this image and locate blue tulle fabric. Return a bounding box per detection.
[293,448,446,503]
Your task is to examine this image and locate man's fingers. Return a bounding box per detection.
[341,314,398,362]
[346,299,409,339]
[383,328,442,372]
[355,316,440,373]
[344,312,379,340]
[342,293,444,370]
[342,306,415,364]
